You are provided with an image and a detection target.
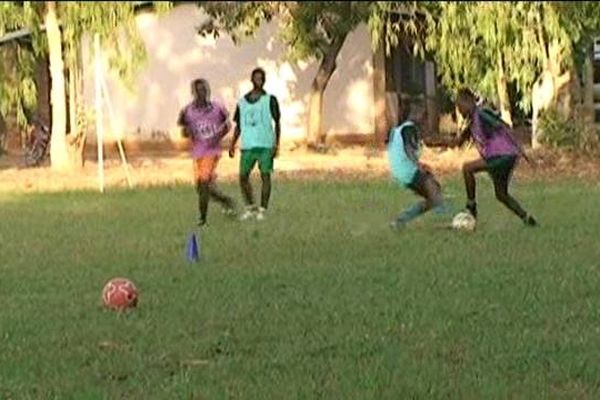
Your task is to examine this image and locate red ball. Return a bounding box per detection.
[102,278,138,310]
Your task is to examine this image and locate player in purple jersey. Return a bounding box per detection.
[427,88,537,226]
[178,79,236,226]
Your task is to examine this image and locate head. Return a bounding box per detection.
[192,78,210,104]
[407,100,427,125]
[251,67,266,90]
[387,98,427,144]
[399,97,427,125]
[456,88,477,118]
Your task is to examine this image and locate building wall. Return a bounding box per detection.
[82,4,375,144]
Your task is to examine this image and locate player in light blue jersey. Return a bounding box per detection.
[229,67,281,221]
[387,100,447,229]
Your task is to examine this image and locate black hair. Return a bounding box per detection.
[457,87,476,104]
[399,96,426,124]
[251,67,266,80]
[191,78,211,102]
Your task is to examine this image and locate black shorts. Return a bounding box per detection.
[486,155,517,182]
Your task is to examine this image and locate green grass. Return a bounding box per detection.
[1,175,600,399]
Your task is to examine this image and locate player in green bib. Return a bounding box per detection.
[229,68,281,221]
[387,100,448,229]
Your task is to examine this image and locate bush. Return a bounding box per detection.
[538,107,599,151]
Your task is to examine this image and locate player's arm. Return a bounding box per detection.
[424,126,470,149]
[401,125,420,166]
[270,95,281,157]
[177,109,190,138]
[384,128,392,145]
[218,105,232,139]
[504,128,531,163]
[229,105,241,158]
[505,125,533,164]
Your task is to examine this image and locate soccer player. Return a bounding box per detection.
[387,99,448,229]
[228,67,281,221]
[427,88,537,226]
[178,78,236,227]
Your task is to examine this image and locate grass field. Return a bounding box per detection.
[1,174,600,399]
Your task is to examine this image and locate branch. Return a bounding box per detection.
[556,70,571,90]
[535,5,549,64]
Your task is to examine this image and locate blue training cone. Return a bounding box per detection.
[186,233,200,262]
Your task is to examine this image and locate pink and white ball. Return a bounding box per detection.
[102,278,138,310]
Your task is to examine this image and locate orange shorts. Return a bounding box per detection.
[193,155,220,183]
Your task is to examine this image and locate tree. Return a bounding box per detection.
[475,3,522,126]
[1,1,171,169]
[423,2,528,126]
[45,1,68,169]
[282,2,369,149]
[422,1,600,147]
[526,2,600,148]
[366,1,434,145]
[0,2,41,130]
[198,1,370,150]
[47,1,171,170]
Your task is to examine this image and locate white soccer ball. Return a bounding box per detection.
[452,211,477,231]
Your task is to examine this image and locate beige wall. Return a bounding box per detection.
[82,4,374,144]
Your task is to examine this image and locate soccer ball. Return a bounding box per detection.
[102,278,138,310]
[452,211,477,231]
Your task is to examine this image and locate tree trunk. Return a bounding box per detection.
[531,40,572,148]
[583,44,595,125]
[46,1,70,170]
[35,56,51,128]
[496,53,513,127]
[0,114,6,155]
[372,42,388,148]
[306,36,347,149]
[69,66,76,138]
[424,61,438,134]
[67,62,87,168]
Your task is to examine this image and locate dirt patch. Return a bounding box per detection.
[0,146,599,194]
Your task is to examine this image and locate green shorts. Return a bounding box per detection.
[486,155,517,182]
[240,147,274,176]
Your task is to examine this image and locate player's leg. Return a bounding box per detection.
[391,170,438,228]
[256,148,275,220]
[489,156,537,226]
[258,173,271,220]
[206,155,236,216]
[422,173,448,214]
[462,158,488,218]
[195,157,211,226]
[209,183,236,215]
[239,149,258,220]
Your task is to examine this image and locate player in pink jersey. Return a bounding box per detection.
[178,79,236,226]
